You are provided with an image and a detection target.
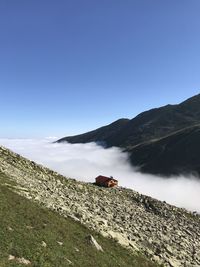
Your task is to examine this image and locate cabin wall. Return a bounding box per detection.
[107,180,118,187]
[95,177,118,187]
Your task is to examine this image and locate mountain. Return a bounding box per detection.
[57,94,200,176]
[1,146,200,267]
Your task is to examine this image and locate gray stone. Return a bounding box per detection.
[87,235,103,251]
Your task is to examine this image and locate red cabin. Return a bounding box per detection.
[95,175,118,188]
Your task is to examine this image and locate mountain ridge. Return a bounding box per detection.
[57,93,200,176]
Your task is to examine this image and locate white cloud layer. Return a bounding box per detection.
[0,138,200,213]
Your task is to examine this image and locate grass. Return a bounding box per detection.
[0,172,159,267]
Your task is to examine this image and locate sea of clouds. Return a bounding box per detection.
[0,138,200,213]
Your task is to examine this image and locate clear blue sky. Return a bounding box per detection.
[0,0,200,138]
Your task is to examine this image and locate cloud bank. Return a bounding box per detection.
[0,138,199,213]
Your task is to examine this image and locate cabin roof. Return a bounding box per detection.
[95,175,118,183]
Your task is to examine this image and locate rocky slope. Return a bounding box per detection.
[57,94,200,176]
[0,146,200,267]
[1,172,154,267]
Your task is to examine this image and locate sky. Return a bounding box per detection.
[0,0,200,138]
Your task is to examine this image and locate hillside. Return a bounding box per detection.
[129,124,200,176]
[0,148,158,267]
[57,118,130,146]
[57,94,200,176]
[0,173,154,267]
[0,146,200,267]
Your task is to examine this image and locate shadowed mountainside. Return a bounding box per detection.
[57,118,130,146]
[129,124,200,176]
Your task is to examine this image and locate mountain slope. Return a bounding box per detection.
[129,124,200,176]
[0,172,154,267]
[57,94,200,176]
[0,146,200,267]
[0,149,158,267]
[57,118,130,146]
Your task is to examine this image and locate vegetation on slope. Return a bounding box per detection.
[0,172,158,267]
[129,124,200,176]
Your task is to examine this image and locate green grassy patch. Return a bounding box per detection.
[0,173,158,267]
